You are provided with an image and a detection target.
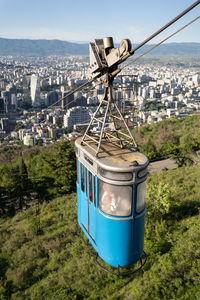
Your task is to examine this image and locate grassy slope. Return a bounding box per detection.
[0,164,200,299]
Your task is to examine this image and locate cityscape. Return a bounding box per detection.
[0,53,199,147]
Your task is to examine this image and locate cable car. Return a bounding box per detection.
[76,2,199,273]
[75,37,149,274]
[75,137,149,273]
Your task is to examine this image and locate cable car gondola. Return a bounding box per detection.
[75,37,149,275]
[75,135,149,274]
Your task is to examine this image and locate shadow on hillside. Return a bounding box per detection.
[168,200,199,221]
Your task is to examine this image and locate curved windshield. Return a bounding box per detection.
[99,168,132,181]
[99,180,132,217]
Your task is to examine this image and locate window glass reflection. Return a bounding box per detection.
[99,180,132,217]
[136,181,147,213]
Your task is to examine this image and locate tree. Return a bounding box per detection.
[140,140,158,160]
[159,141,179,157]
[17,158,31,209]
[27,151,54,199]
[179,133,199,156]
[146,182,173,219]
[14,122,24,132]
[0,157,31,214]
[48,140,77,195]
[27,140,77,198]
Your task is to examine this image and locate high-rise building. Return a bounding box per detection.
[64,106,91,130]
[23,75,32,106]
[30,75,41,107]
[0,118,9,132]
[193,74,200,85]
[0,98,4,113]
[45,91,58,107]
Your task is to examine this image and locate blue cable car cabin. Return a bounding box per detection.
[75,137,149,269]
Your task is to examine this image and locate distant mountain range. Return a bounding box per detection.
[0,37,200,57]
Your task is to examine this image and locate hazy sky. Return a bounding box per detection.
[0,0,199,43]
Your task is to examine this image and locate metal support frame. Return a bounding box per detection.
[81,79,138,156]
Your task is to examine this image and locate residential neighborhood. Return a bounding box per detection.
[0,54,199,147]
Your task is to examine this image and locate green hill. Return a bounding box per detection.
[0,38,89,56]
[0,116,200,299]
[134,115,200,162]
[0,162,199,299]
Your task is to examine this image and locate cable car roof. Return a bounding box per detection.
[76,137,149,172]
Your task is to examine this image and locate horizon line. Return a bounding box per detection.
[0,36,200,45]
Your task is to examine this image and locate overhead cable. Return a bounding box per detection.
[130,0,200,54]
[37,81,101,126]
[121,15,200,70]
[25,78,98,126]
[38,78,95,115]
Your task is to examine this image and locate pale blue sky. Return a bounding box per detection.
[0,0,199,43]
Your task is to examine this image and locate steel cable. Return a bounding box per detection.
[121,15,200,71]
[129,0,200,54]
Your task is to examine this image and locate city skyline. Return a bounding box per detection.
[0,0,200,44]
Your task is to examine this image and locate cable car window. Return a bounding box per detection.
[85,168,88,196]
[99,180,132,217]
[81,164,85,192]
[84,155,93,166]
[136,180,147,213]
[138,168,147,178]
[99,168,132,181]
[76,159,79,183]
[89,172,93,202]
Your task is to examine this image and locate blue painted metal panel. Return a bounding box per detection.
[94,178,145,268]
[95,211,145,268]
[89,202,95,239]
[76,184,81,224]
[80,166,88,231]
[76,162,81,224]
[79,222,97,252]
[88,175,95,239]
[131,213,145,258]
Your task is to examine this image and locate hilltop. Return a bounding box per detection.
[0,37,200,57]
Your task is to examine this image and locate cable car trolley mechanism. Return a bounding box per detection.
[75,37,149,275]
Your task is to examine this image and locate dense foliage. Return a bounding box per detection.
[134,115,200,162]
[0,162,199,299]
[0,140,76,216]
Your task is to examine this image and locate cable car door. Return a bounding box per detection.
[80,166,95,239]
[80,165,88,231]
[88,172,95,240]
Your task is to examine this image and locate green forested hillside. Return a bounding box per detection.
[135,115,200,161]
[0,163,199,299]
[0,116,200,299]
[1,115,200,209]
[0,140,77,215]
